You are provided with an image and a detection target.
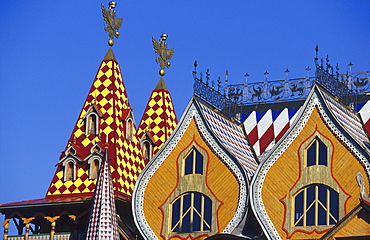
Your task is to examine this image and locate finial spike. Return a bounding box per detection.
[152,34,174,78]
[101,2,123,47]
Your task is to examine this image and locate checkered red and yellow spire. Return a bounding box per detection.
[137,78,178,159]
[46,48,145,199]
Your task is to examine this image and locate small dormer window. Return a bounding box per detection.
[63,159,76,182]
[126,118,133,141]
[89,157,101,180]
[83,105,102,136]
[142,140,152,161]
[87,113,98,135]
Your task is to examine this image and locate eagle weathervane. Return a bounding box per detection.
[101,1,123,47]
[152,34,174,77]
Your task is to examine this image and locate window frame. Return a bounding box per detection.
[183,148,204,175]
[88,157,101,180]
[170,192,212,234]
[282,131,347,237]
[63,158,76,182]
[160,141,220,239]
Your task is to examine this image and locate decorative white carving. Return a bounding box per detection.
[250,89,370,239]
[356,172,370,202]
[133,101,248,239]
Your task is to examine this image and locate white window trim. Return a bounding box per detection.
[62,158,76,182]
[88,156,102,180]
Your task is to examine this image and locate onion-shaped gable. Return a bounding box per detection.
[133,97,255,240]
[249,85,370,240]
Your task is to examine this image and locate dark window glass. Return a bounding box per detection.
[307,141,316,166]
[183,193,191,210]
[171,192,212,233]
[306,204,315,226]
[318,140,327,166]
[185,152,193,175]
[182,211,191,232]
[294,185,339,228]
[294,191,304,226]
[194,192,202,212]
[171,198,180,232]
[193,213,201,232]
[330,188,339,225]
[184,148,203,175]
[204,196,212,230]
[307,186,315,206]
[195,150,203,174]
[318,204,326,225]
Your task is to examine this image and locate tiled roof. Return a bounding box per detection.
[0,196,91,208]
[242,98,370,157]
[46,49,144,199]
[86,149,119,240]
[137,78,178,157]
[321,91,370,154]
[243,107,301,156]
[197,101,258,177]
[358,100,370,135]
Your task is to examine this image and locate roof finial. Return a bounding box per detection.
[101,1,123,47]
[152,33,174,78]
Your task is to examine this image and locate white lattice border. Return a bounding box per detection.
[250,89,370,240]
[133,100,249,239]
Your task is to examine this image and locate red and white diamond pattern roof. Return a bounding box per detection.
[86,149,119,240]
[243,107,301,156]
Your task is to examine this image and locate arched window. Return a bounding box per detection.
[86,113,99,135]
[171,192,212,233]
[64,161,75,181]
[142,141,151,161]
[89,158,100,180]
[307,137,327,166]
[294,184,339,227]
[283,131,347,237]
[184,148,203,175]
[126,118,133,141]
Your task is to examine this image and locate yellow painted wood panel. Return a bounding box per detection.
[334,215,370,237]
[143,118,241,239]
[262,107,369,239]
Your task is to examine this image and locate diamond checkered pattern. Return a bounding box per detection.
[137,89,178,157]
[86,150,119,240]
[198,102,258,177]
[47,57,144,198]
[243,107,301,156]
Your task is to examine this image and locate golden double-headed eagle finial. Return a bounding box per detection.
[101,1,123,47]
[152,34,174,77]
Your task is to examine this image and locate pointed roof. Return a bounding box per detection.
[136,78,178,158]
[46,48,144,199]
[250,85,370,239]
[133,96,255,237]
[154,77,168,91]
[86,148,119,240]
[197,100,258,177]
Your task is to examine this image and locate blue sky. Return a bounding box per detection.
[0,0,369,227]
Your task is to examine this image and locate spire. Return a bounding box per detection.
[155,77,168,91]
[46,2,144,199]
[86,147,120,240]
[137,34,178,161]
